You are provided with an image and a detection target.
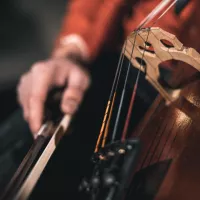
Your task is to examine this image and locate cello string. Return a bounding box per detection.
[94,40,128,151]
[148,94,191,166]
[98,32,149,145]
[116,27,168,170]
[97,0,179,146]
[136,1,181,167]
[125,103,166,199]
[145,109,172,168]
[134,1,179,135]
[100,46,128,148]
[154,57,192,161]
[95,0,179,150]
[121,29,164,140]
[157,117,177,161]
[111,31,138,142]
[117,1,180,175]
[119,0,179,142]
[111,0,178,142]
[101,92,116,147]
[138,25,195,179]
[121,29,151,141]
[165,97,192,160]
[142,37,175,166]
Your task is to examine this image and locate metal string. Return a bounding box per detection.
[129,0,181,168]
[96,0,180,148]
[111,0,179,142]
[111,31,138,142]
[121,29,151,141]
[94,40,128,151]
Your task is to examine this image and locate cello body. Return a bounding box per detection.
[127,72,200,199]
[128,80,200,200]
[125,30,200,199]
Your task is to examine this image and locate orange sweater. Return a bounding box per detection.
[55,0,200,60]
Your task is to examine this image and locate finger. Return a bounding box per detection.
[68,66,91,91]
[61,66,90,114]
[29,62,54,134]
[61,87,84,114]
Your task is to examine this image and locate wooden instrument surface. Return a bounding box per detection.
[128,63,200,199]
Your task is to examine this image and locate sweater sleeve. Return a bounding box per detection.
[54,0,133,60]
[54,0,198,61]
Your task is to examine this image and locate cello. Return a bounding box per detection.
[1,0,200,199]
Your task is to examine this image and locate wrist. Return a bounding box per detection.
[52,34,90,64]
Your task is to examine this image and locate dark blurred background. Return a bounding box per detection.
[0,0,67,92]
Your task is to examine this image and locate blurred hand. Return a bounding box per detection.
[17,57,90,135]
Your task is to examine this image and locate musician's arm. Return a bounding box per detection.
[52,0,194,61]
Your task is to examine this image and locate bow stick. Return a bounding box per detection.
[137,0,178,29]
[13,115,72,200]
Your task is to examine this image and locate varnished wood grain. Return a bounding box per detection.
[129,63,200,199]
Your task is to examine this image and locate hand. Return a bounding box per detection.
[17,57,90,135]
